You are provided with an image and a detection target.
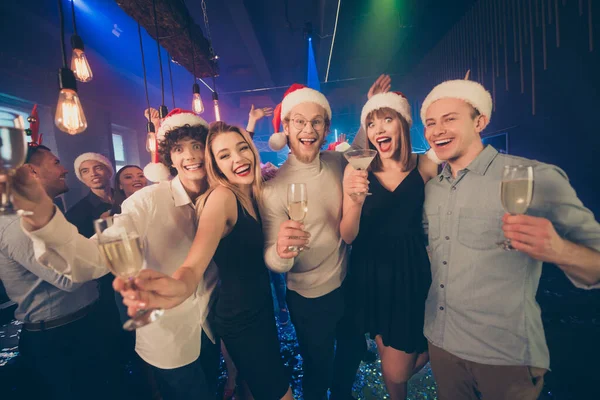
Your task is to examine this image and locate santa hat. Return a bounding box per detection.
[74,152,114,182]
[361,92,412,130]
[361,92,443,165]
[420,78,493,125]
[144,108,208,183]
[269,84,332,151]
[156,108,209,141]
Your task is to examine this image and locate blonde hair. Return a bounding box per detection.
[196,122,262,220]
[365,107,412,172]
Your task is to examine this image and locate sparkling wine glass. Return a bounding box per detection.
[287,183,308,252]
[94,214,164,330]
[343,149,377,196]
[0,111,27,216]
[498,165,534,250]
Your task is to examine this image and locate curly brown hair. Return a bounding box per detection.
[157,124,209,176]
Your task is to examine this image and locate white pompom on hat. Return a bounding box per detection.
[144,108,209,183]
[74,152,114,182]
[269,84,332,151]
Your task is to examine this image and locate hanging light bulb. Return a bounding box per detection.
[192,83,205,115]
[55,67,87,135]
[213,91,221,121]
[146,132,157,154]
[145,121,157,153]
[70,35,93,82]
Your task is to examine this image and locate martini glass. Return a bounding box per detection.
[343,149,377,196]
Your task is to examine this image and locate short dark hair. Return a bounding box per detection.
[25,145,52,164]
[470,106,481,119]
[157,124,209,176]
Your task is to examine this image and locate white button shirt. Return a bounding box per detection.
[22,176,219,369]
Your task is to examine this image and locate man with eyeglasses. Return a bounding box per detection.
[259,84,366,400]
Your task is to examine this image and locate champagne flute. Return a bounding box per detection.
[0,111,27,216]
[343,149,377,196]
[94,214,164,330]
[287,183,308,252]
[498,165,534,250]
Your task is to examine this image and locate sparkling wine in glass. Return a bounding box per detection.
[94,214,164,330]
[343,149,377,196]
[499,165,534,250]
[0,111,27,216]
[287,183,308,252]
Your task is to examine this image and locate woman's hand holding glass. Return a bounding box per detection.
[113,269,191,316]
[343,164,370,202]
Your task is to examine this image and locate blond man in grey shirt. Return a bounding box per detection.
[420,78,600,399]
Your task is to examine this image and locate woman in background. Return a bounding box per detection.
[110,165,148,215]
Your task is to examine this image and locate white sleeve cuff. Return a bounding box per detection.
[265,245,294,273]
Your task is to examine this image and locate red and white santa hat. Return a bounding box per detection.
[144,108,209,183]
[360,92,443,164]
[420,79,493,125]
[269,84,332,151]
[156,108,209,141]
[360,92,412,130]
[74,152,114,182]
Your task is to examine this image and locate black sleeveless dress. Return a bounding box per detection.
[347,163,432,353]
[212,200,289,399]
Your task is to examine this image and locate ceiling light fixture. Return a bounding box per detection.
[55,0,87,135]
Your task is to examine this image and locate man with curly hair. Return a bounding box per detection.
[7,109,221,400]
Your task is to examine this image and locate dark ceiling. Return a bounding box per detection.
[0,0,475,143]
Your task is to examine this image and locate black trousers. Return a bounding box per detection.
[17,303,126,400]
[287,286,366,400]
[150,330,220,400]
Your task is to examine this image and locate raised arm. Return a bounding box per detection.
[5,166,108,282]
[174,187,236,299]
[117,186,236,311]
[246,105,273,137]
[1,220,89,292]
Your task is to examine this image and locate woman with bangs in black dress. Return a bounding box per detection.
[340,91,440,400]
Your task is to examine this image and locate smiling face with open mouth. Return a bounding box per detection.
[284,102,328,164]
[170,137,207,187]
[118,166,148,198]
[365,109,405,159]
[212,130,257,187]
[424,97,487,167]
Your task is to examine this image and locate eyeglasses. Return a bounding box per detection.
[290,117,325,131]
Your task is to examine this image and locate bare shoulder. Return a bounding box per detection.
[208,185,237,205]
[202,186,238,219]
[417,153,439,182]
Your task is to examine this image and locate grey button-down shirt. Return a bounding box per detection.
[0,215,98,323]
[423,145,600,369]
